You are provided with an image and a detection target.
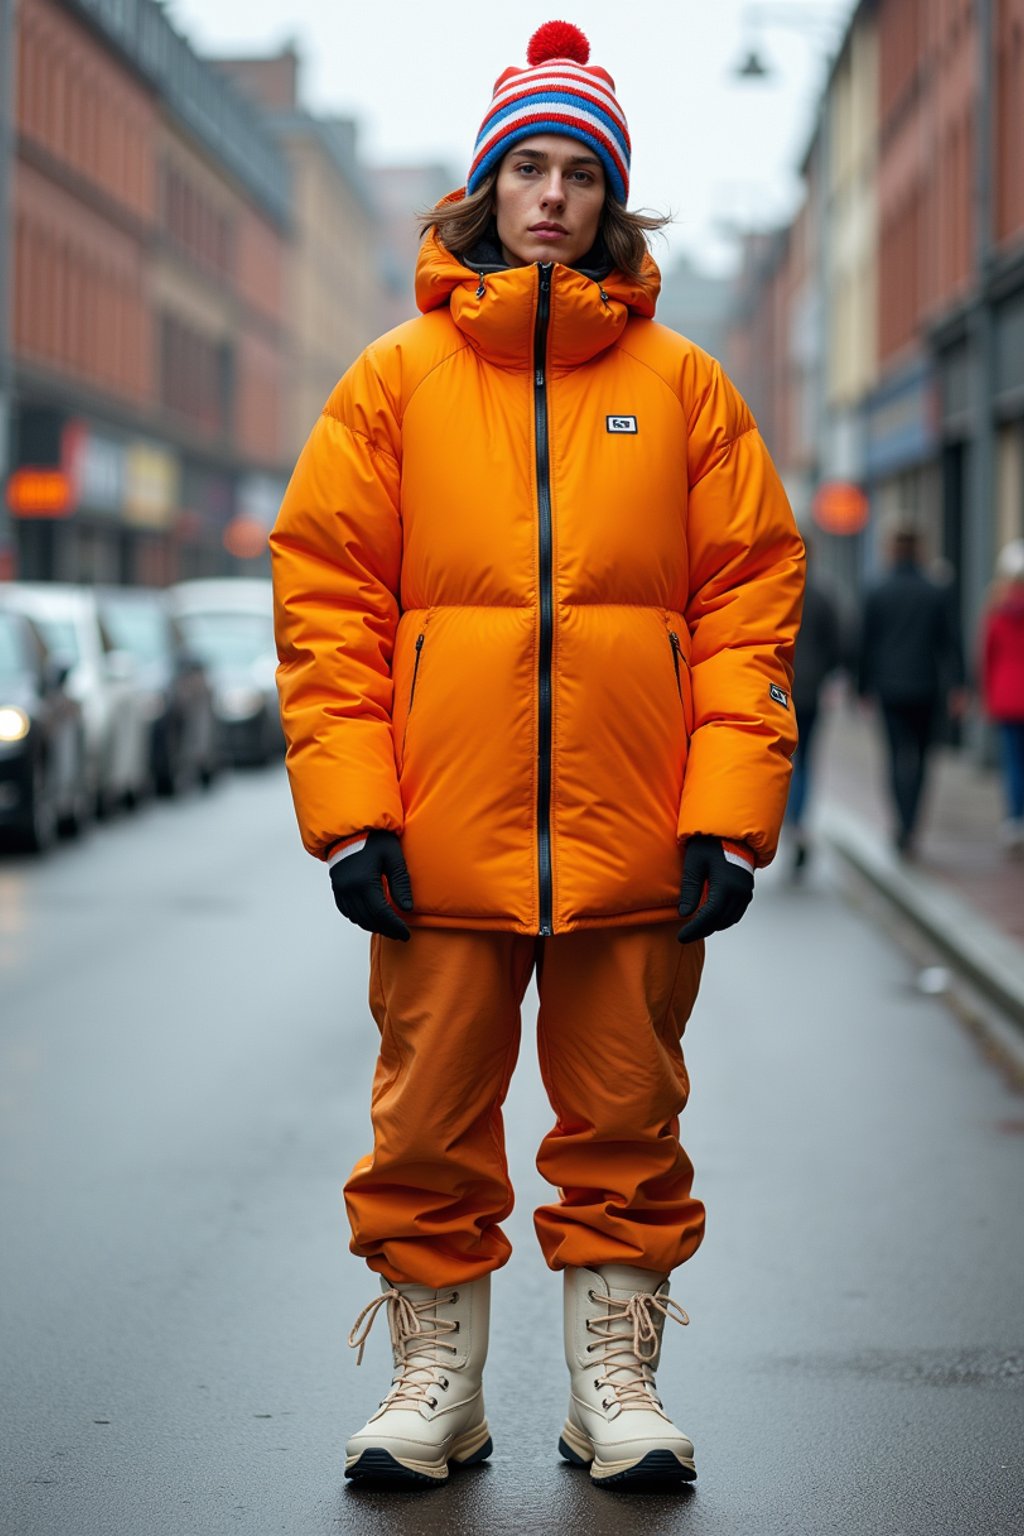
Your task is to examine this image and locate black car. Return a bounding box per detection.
[98,588,219,797]
[0,605,89,851]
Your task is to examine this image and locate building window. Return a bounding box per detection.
[159,312,233,436]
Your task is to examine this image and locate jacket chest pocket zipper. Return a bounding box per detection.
[400,632,426,769]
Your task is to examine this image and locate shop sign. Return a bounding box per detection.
[812,481,869,537]
[864,362,939,480]
[124,442,180,529]
[223,515,269,560]
[6,467,74,518]
[236,474,285,528]
[63,422,124,517]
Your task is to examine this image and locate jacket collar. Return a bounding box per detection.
[414,192,659,372]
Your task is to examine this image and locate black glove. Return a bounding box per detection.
[329,830,414,942]
[677,835,754,944]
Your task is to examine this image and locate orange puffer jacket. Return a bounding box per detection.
[271,227,804,935]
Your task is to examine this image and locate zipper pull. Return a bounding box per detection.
[415,633,425,654]
[669,629,683,699]
[539,263,551,293]
[599,286,609,304]
[536,369,544,387]
[476,272,486,298]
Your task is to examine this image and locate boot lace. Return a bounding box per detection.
[585,1289,689,1411]
[347,1289,460,1409]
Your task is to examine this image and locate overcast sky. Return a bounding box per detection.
[168,0,857,273]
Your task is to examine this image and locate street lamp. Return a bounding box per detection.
[729,2,848,81]
[735,49,772,81]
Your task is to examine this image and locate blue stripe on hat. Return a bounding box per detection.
[476,88,630,163]
[467,119,627,204]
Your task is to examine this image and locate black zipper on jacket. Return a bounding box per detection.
[669,629,683,699]
[534,264,554,937]
[409,632,425,712]
[400,632,425,766]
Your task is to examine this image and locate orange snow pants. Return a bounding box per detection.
[343,924,706,1286]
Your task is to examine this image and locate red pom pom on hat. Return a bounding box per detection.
[527,20,591,66]
[469,18,629,201]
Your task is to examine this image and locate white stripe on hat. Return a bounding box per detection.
[474,101,628,174]
[487,64,628,130]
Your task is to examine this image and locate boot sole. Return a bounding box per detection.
[558,1421,696,1488]
[345,1422,493,1486]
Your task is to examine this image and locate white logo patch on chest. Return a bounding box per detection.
[606,415,638,434]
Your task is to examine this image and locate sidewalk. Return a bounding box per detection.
[809,693,1024,1027]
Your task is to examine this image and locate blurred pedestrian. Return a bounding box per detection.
[271,20,803,1492]
[786,533,843,874]
[981,538,1024,852]
[858,522,967,856]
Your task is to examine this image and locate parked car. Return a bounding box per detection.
[97,587,219,796]
[0,603,89,851]
[0,584,151,816]
[170,580,284,766]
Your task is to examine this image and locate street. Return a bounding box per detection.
[1,768,1022,1536]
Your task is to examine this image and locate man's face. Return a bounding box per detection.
[494,135,606,269]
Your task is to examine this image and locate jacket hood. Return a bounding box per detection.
[415,189,659,371]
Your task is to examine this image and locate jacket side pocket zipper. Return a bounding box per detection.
[668,629,683,700]
[400,632,425,769]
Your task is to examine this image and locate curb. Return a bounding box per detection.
[819,803,1024,1032]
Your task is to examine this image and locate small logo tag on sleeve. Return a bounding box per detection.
[769,683,790,709]
[606,416,638,433]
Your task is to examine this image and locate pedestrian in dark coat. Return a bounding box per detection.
[858,525,966,855]
[785,535,843,873]
[981,538,1024,851]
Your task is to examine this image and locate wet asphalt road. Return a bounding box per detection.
[1,767,1022,1536]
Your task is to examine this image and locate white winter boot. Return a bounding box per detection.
[559,1263,696,1488]
[344,1277,492,1485]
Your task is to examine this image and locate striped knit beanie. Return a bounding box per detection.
[467,21,631,204]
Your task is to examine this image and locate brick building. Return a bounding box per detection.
[726,0,1024,669]
[211,48,384,463]
[372,163,459,334]
[5,0,292,584]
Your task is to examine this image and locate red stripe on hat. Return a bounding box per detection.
[469,105,629,191]
[488,63,629,130]
[479,81,632,155]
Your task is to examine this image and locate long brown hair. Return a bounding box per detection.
[420,172,670,287]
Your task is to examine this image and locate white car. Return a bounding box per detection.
[0,584,151,816]
[170,580,284,766]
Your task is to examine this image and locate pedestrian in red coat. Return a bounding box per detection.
[981,539,1024,851]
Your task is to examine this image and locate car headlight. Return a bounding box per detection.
[218,687,264,722]
[0,706,30,742]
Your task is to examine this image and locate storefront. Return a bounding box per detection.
[7,407,182,585]
[994,281,1024,554]
[5,400,292,585]
[863,356,942,571]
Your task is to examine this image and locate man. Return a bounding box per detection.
[271,19,804,1491]
[858,523,966,856]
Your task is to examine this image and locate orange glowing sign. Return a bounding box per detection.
[812,481,869,537]
[222,515,268,560]
[6,468,74,518]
